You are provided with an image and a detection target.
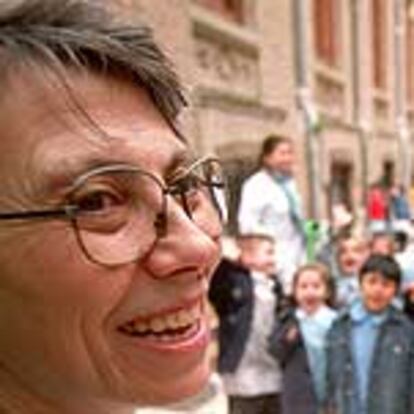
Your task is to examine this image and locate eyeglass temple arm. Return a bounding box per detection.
[0,205,79,221]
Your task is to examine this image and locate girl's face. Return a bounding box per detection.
[294,270,327,314]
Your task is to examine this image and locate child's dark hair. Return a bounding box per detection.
[292,263,335,307]
[359,254,402,287]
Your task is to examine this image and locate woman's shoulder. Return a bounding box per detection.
[243,169,274,188]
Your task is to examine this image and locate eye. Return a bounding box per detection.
[71,189,124,214]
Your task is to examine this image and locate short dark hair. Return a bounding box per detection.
[359,254,402,287]
[0,0,186,135]
[259,134,292,165]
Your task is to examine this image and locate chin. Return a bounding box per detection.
[166,358,210,403]
[132,356,210,407]
[365,302,388,313]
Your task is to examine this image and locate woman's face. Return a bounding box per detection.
[0,70,221,410]
[264,142,295,175]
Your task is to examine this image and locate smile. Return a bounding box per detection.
[118,298,203,342]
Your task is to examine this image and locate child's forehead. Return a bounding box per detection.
[237,236,274,251]
[298,269,322,281]
[339,237,367,251]
[362,270,395,283]
[371,234,393,244]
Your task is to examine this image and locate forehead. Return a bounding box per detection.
[273,142,293,154]
[297,269,322,283]
[372,235,392,244]
[362,271,394,284]
[339,238,366,252]
[0,67,187,187]
[240,237,273,252]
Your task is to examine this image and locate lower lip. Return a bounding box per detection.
[120,319,210,354]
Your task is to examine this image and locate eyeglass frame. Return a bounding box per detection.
[0,156,226,266]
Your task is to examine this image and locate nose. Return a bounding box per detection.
[142,203,221,280]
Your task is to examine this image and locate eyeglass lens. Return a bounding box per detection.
[69,159,226,266]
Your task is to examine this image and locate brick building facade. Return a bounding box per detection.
[116,0,414,230]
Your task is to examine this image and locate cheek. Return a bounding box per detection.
[295,288,306,301]
[383,287,397,300]
[319,285,329,297]
[0,226,136,397]
[0,224,129,305]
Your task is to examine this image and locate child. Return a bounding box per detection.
[335,234,369,308]
[326,254,414,414]
[268,263,337,414]
[369,232,395,256]
[209,234,285,414]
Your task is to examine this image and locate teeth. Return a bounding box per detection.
[177,310,191,327]
[150,318,166,333]
[133,321,149,333]
[167,313,181,329]
[122,301,202,336]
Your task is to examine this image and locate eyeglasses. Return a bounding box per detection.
[0,157,227,266]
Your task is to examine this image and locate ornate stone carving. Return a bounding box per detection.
[194,34,259,99]
[373,95,390,128]
[314,72,345,118]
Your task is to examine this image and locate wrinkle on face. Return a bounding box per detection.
[0,68,217,409]
[0,65,188,209]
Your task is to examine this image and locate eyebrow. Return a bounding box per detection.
[164,149,192,178]
[41,146,191,197]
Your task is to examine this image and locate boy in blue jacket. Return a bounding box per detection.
[325,254,414,414]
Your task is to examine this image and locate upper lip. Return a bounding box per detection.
[118,293,204,326]
[113,263,215,330]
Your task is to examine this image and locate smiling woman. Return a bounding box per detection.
[0,1,222,413]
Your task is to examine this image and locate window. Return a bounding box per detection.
[223,158,255,234]
[314,0,341,66]
[382,160,395,188]
[196,0,245,24]
[329,162,353,213]
[372,0,388,89]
